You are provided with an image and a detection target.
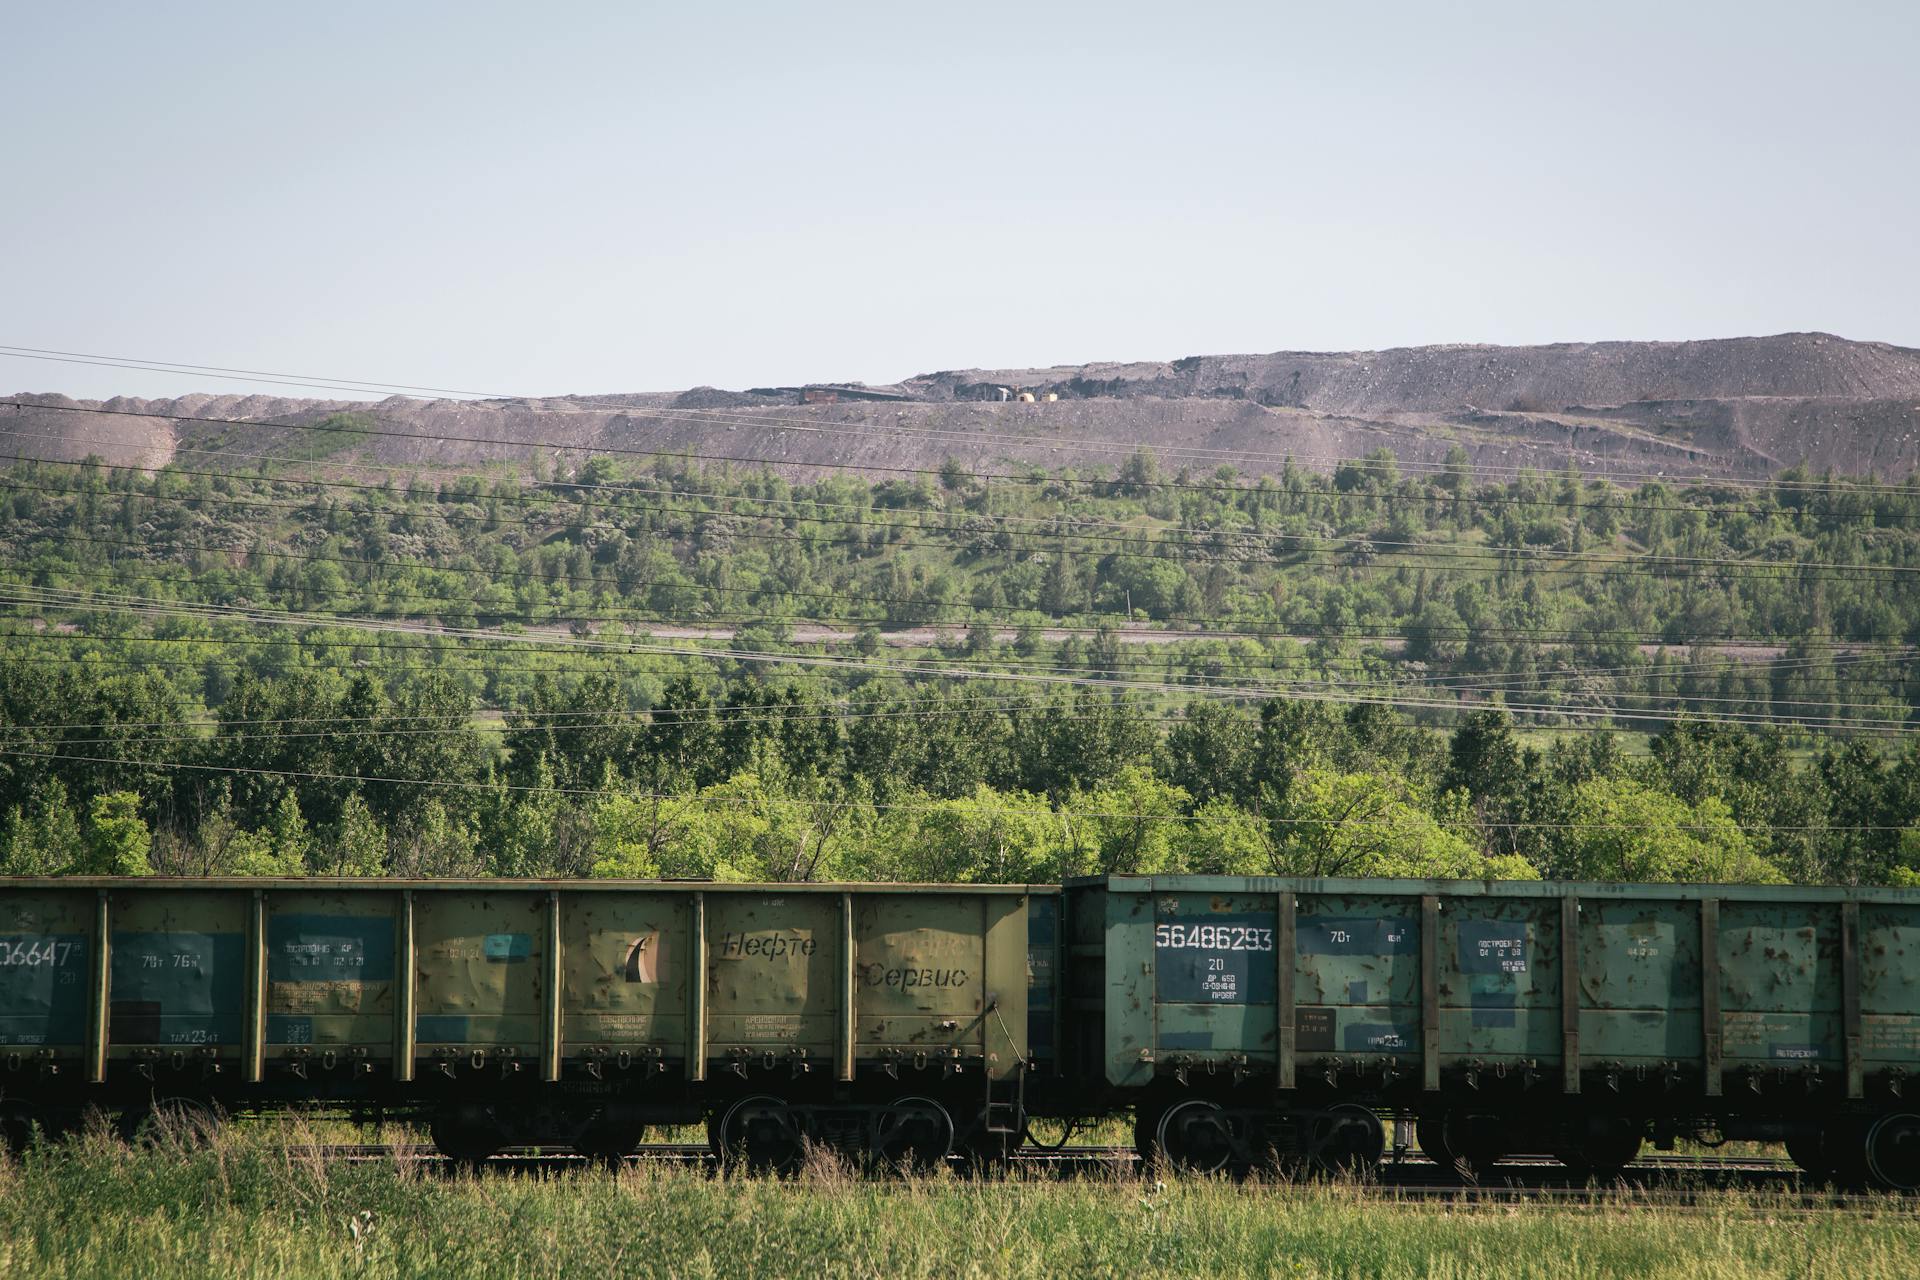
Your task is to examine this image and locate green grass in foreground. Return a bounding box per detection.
[1,1124,1913,1280]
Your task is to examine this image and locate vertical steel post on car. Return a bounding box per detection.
[245,889,267,1084]
[1842,900,1863,1100]
[688,892,707,1082]
[1276,889,1295,1092]
[1053,891,1065,1077]
[87,890,111,1084]
[544,891,564,1083]
[1560,895,1580,1094]
[395,890,416,1083]
[839,892,856,1083]
[1421,894,1441,1091]
[1701,897,1721,1098]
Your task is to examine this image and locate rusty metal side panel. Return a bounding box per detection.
[1103,885,1155,1087]
[262,888,398,1056]
[1855,903,1920,1064]
[1717,901,1842,1069]
[982,895,1029,1077]
[557,890,690,1054]
[1576,898,1703,1063]
[0,887,93,1052]
[412,891,546,1049]
[1294,892,1422,1065]
[1148,889,1283,1063]
[1436,894,1561,1065]
[852,898,1029,1074]
[704,891,838,1057]
[853,894,988,1062]
[107,889,248,1055]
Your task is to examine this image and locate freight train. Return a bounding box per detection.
[0,874,1916,1188]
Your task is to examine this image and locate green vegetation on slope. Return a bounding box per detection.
[0,447,1915,885]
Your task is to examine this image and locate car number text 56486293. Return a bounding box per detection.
[1154,924,1274,952]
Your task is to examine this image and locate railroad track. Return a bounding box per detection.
[314,1142,1796,1173]
[306,1142,1905,1207]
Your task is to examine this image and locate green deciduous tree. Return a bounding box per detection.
[868,786,1067,883]
[322,794,388,876]
[1264,767,1535,880]
[1058,766,1189,876]
[63,791,155,876]
[0,780,86,875]
[1560,777,1783,884]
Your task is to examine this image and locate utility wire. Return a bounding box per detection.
[9,581,1903,695]
[7,557,1910,648]
[4,617,1905,716]
[4,585,1907,733]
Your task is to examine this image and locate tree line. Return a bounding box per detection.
[2,657,1914,887]
[1,440,1915,886]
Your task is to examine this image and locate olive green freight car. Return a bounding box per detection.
[0,879,1050,1164]
[1065,876,1920,1187]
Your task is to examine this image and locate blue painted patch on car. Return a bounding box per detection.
[415,1015,471,1042]
[266,1015,314,1045]
[1470,990,1517,1028]
[483,934,532,963]
[1341,1022,1415,1053]
[1297,917,1416,956]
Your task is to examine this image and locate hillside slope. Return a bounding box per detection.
[6,333,1918,480]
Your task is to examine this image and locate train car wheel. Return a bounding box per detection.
[1153,1099,1233,1174]
[1303,1104,1384,1175]
[0,1100,38,1152]
[1437,1112,1506,1180]
[572,1104,647,1162]
[1414,1115,1457,1173]
[716,1094,803,1173]
[430,1104,503,1164]
[1864,1113,1920,1192]
[1785,1128,1831,1179]
[874,1095,954,1168]
[1556,1122,1642,1181]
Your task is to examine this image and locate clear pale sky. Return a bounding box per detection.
[3,1,1915,401]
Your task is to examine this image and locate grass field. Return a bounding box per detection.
[2,1123,1912,1280]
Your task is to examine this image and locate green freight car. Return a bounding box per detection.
[1064,876,1920,1188]
[0,879,1047,1167]
[1,873,1917,1189]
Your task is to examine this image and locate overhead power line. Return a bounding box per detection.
[7,557,1912,649]
[3,584,1908,734]
[4,616,1905,717]
[9,647,1882,736]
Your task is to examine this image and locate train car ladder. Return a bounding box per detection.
[983,1059,1027,1136]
